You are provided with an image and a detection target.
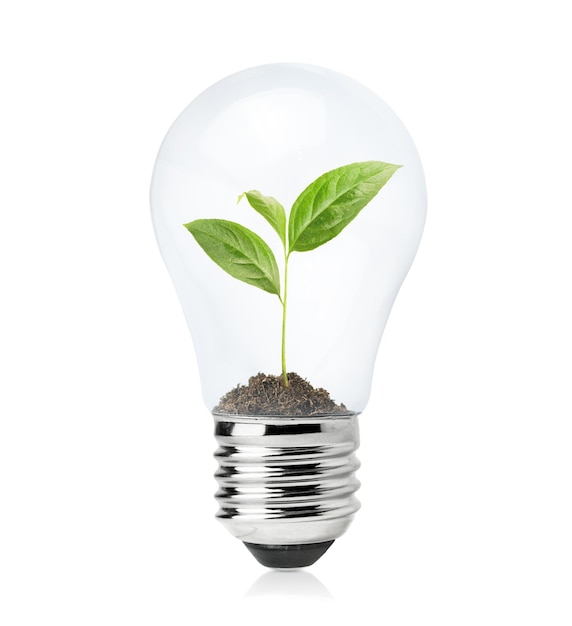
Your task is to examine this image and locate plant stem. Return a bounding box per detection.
[281,251,289,386]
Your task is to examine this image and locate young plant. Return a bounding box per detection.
[184,160,401,387]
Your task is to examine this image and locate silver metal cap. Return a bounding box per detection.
[213,413,361,566]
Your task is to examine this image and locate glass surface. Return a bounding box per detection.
[151,63,426,411]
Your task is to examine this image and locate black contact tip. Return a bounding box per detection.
[243,541,334,568]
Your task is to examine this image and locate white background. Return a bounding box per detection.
[1,1,571,624]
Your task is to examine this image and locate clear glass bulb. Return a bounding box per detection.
[151,63,426,414]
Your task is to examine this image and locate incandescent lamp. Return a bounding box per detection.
[150,63,426,567]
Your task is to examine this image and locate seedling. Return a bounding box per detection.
[184,161,401,386]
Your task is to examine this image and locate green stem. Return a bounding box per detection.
[281,251,289,386]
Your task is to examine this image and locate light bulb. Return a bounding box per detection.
[150,64,426,568]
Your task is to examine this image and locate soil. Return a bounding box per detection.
[214,372,350,416]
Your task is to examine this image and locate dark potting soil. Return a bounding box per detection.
[214,372,350,416]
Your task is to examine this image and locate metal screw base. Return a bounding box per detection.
[213,413,361,566]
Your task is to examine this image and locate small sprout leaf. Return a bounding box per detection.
[240,190,287,247]
[184,219,281,296]
[288,161,402,253]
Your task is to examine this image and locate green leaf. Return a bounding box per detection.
[183,219,281,296]
[239,190,287,247]
[288,161,402,253]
